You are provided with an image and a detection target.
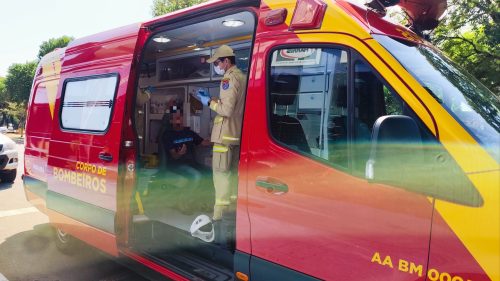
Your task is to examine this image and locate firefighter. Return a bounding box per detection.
[197,45,246,245]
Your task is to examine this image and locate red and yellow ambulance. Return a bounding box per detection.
[24,0,499,280]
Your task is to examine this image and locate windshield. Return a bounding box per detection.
[374,34,500,162]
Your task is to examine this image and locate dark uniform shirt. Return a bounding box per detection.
[164,128,203,166]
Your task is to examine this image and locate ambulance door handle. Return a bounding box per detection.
[98,152,113,162]
[256,177,288,195]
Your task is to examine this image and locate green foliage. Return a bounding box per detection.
[4,61,37,105]
[151,0,207,16]
[0,77,6,100]
[431,0,499,93]
[1,75,26,128]
[0,77,8,112]
[0,102,26,128]
[3,35,72,107]
[37,36,73,59]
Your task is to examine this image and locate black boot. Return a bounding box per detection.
[213,219,235,251]
[213,220,225,246]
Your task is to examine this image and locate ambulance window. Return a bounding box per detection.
[28,82,53,134]
[269,47,350,169]
[350,57,482,207]
[60,74,118,132]
[351,60,404,174]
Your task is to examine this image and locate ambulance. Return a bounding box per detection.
[23,0,499,280]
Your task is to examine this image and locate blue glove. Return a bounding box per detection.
[196,88,210,106]
[141,86,155,95]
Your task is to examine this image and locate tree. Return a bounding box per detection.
[0,77,6,101]
[3,35,72,107]
[431,0,499,92]
[0,77,25,129]
[4,61,37,105]
[0,102,25,129]
[0,77,8,124]
[151,0,207,16]
[37,36,73,59]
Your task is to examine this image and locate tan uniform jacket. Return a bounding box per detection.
[209,65,246,146]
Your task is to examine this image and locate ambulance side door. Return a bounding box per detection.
[47,72,124,255]
[243,33,435,280]
[45,30,139,255]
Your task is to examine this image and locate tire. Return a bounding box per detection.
[0,169,16,183]
[54,227,80,255]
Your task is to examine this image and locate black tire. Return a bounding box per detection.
[54,227,80,255]
[0,169,16,183]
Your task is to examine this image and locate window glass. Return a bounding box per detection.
[374,34,499,161]
[352,60,404,173]
[268,48,406,171]
[33,84,48,105]
[269,48,349,168]
[61,75,117,132]
[268,46,481,206]
[28,83,53,134]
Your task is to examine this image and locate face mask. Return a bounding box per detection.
[214,64,225,76]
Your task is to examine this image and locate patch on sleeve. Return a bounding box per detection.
[222,78,230,90]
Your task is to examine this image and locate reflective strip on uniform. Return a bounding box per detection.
[214,115,224,124]
[215,199,231,206]
[135,191,144,215]
[210,101,218,111]
[213,145,229,153]
[222,135,240,141]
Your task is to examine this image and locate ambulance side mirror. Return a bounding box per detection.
[365,115,483,207]
[365,115,423,183]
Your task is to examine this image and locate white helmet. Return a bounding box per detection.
[190,215,214,242]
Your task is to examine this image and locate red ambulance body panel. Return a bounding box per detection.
[23,0,498,280]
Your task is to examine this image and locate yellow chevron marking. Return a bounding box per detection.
[435,170,500,281]
[290,8,500,278]
[45,80,59,120]
[369,25,500,279]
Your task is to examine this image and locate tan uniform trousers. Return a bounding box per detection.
[212,144,240,220]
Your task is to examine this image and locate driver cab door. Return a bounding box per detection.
[243,32,436,280]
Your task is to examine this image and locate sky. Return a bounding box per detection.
[0,0,151,77]
[0,0,368,77]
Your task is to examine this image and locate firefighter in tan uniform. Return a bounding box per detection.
[197,45,246,225]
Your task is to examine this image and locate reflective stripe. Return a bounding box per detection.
[210,101,218,111]
[215,199,231,206]
[135,191,144,215]
[222,135,240,141]
[214,115,224,124]
[213,145,229,153]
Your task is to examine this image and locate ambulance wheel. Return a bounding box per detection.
[54,227,79,255]
[0,169,16,183]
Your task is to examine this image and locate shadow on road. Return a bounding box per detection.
[0,224,146,281]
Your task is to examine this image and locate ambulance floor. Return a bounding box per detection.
[133,206,204,233]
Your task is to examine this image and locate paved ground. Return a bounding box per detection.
[0,141,148,281]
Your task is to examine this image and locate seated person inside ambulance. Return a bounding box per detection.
[163,103,211,183]
[162,105,213,213]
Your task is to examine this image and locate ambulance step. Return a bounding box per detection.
[143,251,234,281]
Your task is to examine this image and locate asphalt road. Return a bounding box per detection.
[0,142,148,281]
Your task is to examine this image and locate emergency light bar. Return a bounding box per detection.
[289,0,327,30]
[366,0,447,33]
